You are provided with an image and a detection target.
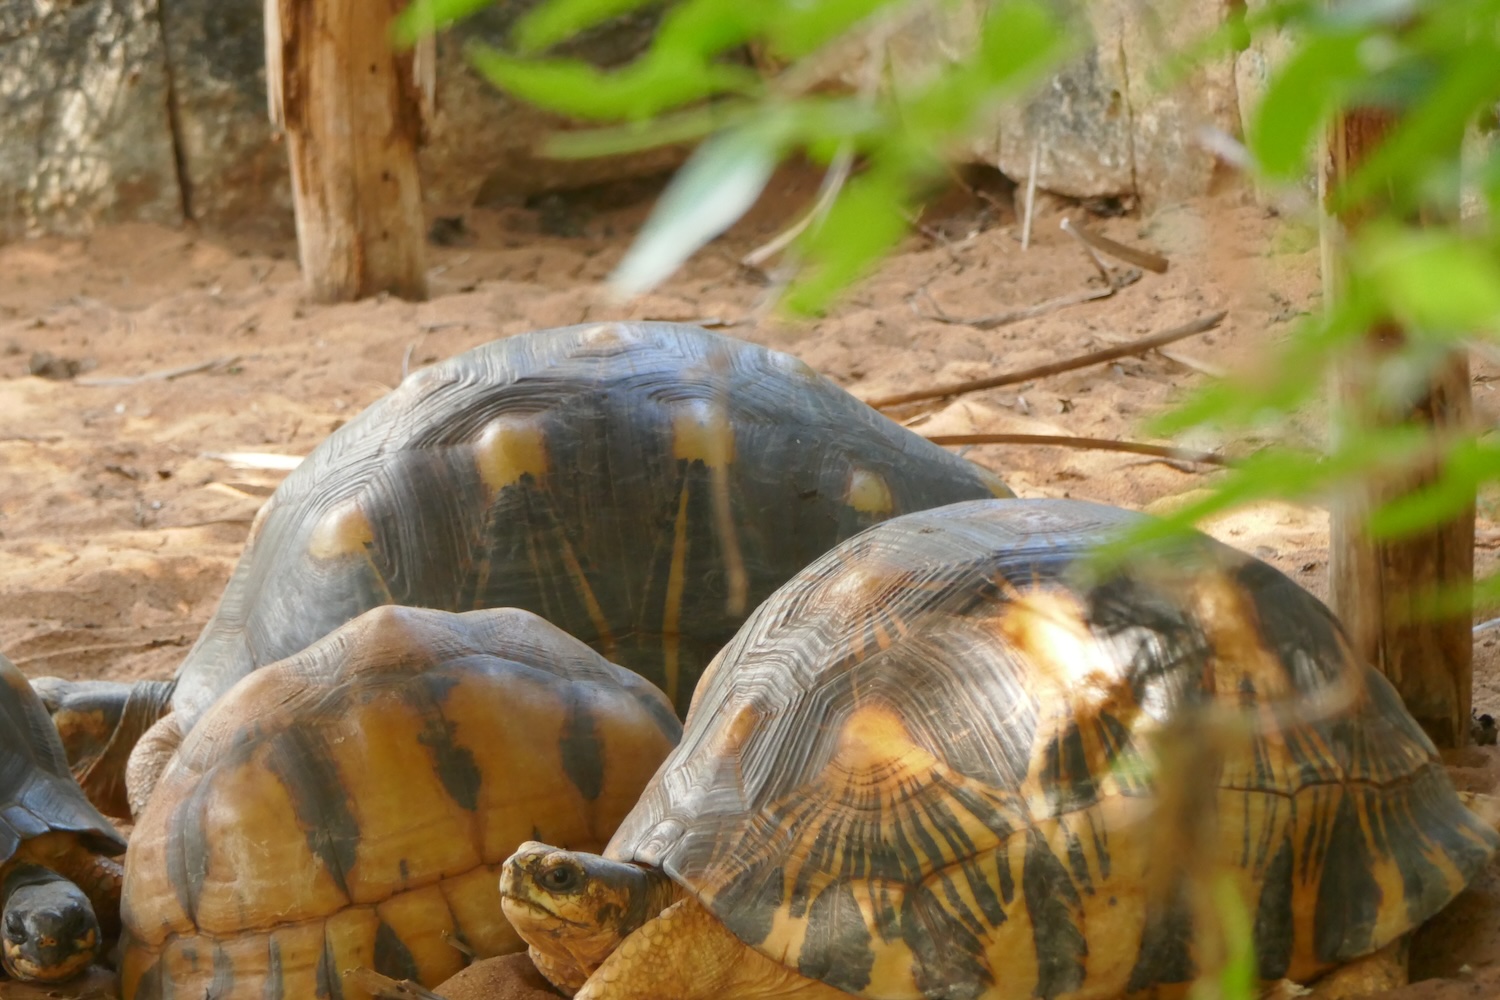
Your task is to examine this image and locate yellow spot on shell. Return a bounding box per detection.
[709,701,765,757]
[833,703,935,777]
[977,467,1015,498]
[998,588,1121,702]
[307,500,374,560]
[474,415,549,493]
[845,468,893,516]
[672,399,735,467]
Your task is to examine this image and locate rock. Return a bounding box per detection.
[429,3,687,212]
[1113,0,1238,210]
[2,0,685,238]
[158,0,291,234]
[989,41,1136,203]
[812,0,1242,210]
[991,0,1239,209]
[0,0,182,239]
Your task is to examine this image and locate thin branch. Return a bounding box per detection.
[742,145,855,269]
[1060,216,1115,283]
[911,270,1141,332]
[1060,217,1170,273]
[869,310,1228,409]
[924,432,1228,467]
[76,355,241,387]
[344,969,445,1000]
[1021,144,1041,250]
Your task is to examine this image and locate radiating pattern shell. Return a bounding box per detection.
[120,606,681,1000]
[172,322,1010,722]
[609,499,1498,1000]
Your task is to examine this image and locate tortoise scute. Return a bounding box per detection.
[120,607,682,1000]
[159,322,1011,731]
[607,499,1499,1000]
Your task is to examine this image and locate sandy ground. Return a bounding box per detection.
[3,165,1500,997]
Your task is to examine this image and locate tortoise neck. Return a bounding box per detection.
[618,863,682,939]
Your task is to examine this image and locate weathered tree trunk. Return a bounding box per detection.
[266,0,428,302]
[1324,109,1474,748]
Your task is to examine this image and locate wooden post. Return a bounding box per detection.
[1324,109,1474,748]
[266,0,429,302]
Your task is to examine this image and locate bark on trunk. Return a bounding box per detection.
[266,0,428,302]
[1324,109,1474,749]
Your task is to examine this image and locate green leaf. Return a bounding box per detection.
[1149,299,1375,436]
[513,0,660,54]
[1246,30,1365,179]
[653,0,769,59]
[894,0,1068,145]
[1092,427,1432,572]
[974,0,1070,91]
[468,43,758,120]
[609,125,782,297]
[1368,436,1500,538]
[392,0,493,47]
[783,162,917,315]
[1188,876,1256,1000]
[763,0,890,60]
[542,105,750,159]
[1355,228,1500,332]
[1333,44,1500,211]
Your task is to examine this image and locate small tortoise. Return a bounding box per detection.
[501,499,1500,1000]
[0,653,126,984]
[39,322,1008,818]
[117,605,680,1000]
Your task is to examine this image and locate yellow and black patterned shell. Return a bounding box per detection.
[173,322,1010,724]
[0,654,125,865]
[119,606,680,1000]
[609,499,1498,1000]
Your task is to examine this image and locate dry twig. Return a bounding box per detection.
[76,355,241,387]
[869,310,1228,409]
[1060,217,1170,273]
[911,270,1142,332]
[345,968,446,1000]
[742,145,855,269]
[1021,145,1042,251]
[924,432,1227,467]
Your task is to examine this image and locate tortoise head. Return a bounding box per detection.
[500,841,674,992]
[1,869,102,984]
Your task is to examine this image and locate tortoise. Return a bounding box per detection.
[36,321,1010,818]
[0,653,127,984]
[499,498,1500,1000]
[118,604,681,1000]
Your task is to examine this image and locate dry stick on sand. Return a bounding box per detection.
[1059,217,1170,274]
[75,355,242,387]
[924,432,1228,467]
[911,268,1143,332]
[868,310,1228,409]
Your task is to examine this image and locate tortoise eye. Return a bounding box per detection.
[3,912,23,940]
[538,863,581,892]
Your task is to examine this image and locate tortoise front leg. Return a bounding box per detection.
[29,676,175,819]
[125,708,187,817]
[1306,938,1409,999]
[574,898,846,1000]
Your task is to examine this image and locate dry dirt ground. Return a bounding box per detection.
[3,165,1500,998]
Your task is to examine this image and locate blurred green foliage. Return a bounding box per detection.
[392,0,1500,597]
